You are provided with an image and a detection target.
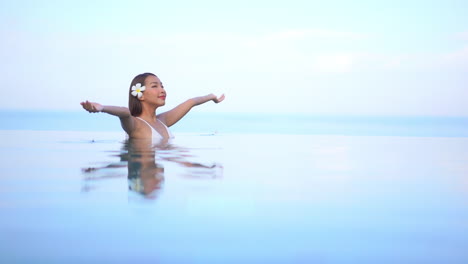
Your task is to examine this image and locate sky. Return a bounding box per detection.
[1,0,467,116]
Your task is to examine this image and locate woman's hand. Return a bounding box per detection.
[211,94,225,104]
[80,100,104,113]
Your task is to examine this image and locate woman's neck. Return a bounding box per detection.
[139,106,158,120]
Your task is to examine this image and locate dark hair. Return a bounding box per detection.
[128,72,157,116]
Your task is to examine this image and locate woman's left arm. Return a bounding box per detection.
[158,94,225,127]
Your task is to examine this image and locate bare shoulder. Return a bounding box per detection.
[119,115,140,136]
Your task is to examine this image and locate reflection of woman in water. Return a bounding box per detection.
[82,139,222,199]
[80,72,224,145]
[126,138,165,198]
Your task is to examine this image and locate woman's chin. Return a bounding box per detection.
[155,100,166,107]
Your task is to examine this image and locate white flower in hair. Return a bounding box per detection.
[131,83,146,98]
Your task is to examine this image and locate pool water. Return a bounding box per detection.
[1,129,468,263]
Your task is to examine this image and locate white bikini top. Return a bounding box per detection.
[135,117,173,144]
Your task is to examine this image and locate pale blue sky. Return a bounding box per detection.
[1,0,467,116]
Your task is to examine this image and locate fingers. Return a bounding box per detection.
[82,101,91,111]
[215,94,225,103]
[81,100,98,113]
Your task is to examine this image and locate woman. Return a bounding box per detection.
[81,72,225,143]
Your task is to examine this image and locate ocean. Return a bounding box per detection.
[1,110,468,137]
[1,110,468,263]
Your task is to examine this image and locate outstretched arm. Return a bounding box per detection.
[158,94,225,127]
[80,100,135,134]
[80,101,130,116]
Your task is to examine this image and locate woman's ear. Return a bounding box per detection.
[138,94,145,101]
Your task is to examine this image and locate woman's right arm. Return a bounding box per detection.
[80,101,129,116]
[80,101,135,134]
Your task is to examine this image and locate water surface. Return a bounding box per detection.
[1,129,468,263]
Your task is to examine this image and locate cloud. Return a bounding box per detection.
[156,29,468,74]
[2,28,466,77]
[309,48,468,73]
[312,53,357,73]
[269,28,367,40]
[455,31,468,41]
[152,29,372,74]
[440,45,468,67]
[243,28,368,48]
[1,28,467,116]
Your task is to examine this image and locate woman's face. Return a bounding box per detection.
[143,75,166,106]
